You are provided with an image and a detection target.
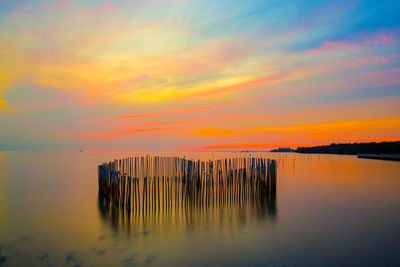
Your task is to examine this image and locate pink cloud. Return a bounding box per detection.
[308,40,359,54]
[369,32,399,46]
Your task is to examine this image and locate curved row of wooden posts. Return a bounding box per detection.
[98,156,277,213]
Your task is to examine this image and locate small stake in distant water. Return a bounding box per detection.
[0,255,6,263]
[38,253,48,260]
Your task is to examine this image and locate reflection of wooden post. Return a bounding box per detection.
[127,176,131,211]
[271,160,276,194]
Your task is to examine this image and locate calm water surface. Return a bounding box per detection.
[0,152,399,266]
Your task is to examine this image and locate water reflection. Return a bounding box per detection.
[98,181,276,233]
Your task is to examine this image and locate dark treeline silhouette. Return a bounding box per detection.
[295,141,400,155]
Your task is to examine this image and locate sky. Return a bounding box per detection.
[0,0,399,151]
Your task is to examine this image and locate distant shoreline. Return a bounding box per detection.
[270,141,400,161]
[357,154,400,161]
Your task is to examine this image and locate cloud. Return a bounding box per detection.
[172,143,298,151]
[368,31,400,46]
[190,118,400,137]
[82,105,221,124]
[75,127,171,139]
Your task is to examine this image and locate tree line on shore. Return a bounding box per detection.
[294,141,400,155]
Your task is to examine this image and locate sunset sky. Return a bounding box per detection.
[0,0,399,150]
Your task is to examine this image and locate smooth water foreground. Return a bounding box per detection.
[0,151,399,266]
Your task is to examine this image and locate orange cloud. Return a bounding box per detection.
[76,127,170,139]
[190,118,400,137]
[192,127,240,136]
[83,105,221,124]
[78,147,152,151]
[85,114,158,124]
[172,143,298,151]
